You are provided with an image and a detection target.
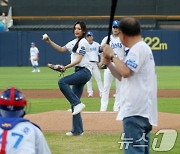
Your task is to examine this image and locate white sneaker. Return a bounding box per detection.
[66,132,83,136]
[67,109,72,112]
[37,69,40,72]
[72,103,85,115]
[88,94,93,97]
[32,69,36,72]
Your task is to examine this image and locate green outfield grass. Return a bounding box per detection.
[0,66,62,90]
[156,66,180,89]
[0,66,180,90]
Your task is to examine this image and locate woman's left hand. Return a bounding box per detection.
[61,65,66,72]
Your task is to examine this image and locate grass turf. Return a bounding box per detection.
[0,66,180,90]
[27,97,180,114]
[44,131,180,154]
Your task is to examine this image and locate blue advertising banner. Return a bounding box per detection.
[142,30,180,65]
[0,30,180,66]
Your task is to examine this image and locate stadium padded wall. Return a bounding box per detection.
[0,30,180,66]
[8,0,180,26]
[9,0,180,16]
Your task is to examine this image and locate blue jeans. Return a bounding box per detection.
[123,116,152,154]
[58,67,91,133]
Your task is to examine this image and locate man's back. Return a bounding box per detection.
[116,40,158,126]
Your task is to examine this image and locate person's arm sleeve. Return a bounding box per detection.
[76,39,87,56]
[65,41,73,54]
[124,47,142,73]
[35,127,52,154]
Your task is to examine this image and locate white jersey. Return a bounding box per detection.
[65,38,92,72]
[0,119,51,154]
[100,35,125,111]
[86,41,103,97]
[87,41,100,62]
[30,47,39,59]
[116,40,158,126]
[101,35,125,60]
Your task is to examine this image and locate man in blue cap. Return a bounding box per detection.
[29,42,40,72]
[99,20,126,111]
[86,31,103,97]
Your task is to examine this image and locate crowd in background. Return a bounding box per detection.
[0,12,7,31]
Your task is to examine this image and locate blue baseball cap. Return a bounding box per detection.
[112,20,120,27]
[31,42,35,45]
[86,31,93,36]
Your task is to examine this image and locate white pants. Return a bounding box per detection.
[30,58,39,66]
[87,62,103,96]
[100,68,121,111]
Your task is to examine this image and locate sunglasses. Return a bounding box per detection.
[113,26,118,28]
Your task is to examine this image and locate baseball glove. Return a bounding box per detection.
[47,63,65,73]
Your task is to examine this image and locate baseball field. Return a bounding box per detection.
[0,66,180,154]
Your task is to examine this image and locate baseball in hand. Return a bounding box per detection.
[42,33,48,40]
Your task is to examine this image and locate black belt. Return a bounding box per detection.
[90,61,97,63]
[75,66,85,72]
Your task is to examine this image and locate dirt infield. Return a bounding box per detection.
[25,111,180,132]
[21,89,180,132]
[21,89,180,98]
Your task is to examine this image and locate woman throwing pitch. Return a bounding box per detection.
[43,21,92,136]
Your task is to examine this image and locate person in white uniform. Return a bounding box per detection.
[100,20,126,111]
[0,87,51,154]
[86,31,103,97]
[29,42,40,72]
[102,17,158,154]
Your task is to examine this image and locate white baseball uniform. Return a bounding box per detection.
[100,35,126,111]
[116,40,158,126]
[30,46,39,67]
[0,117,51,154]
[65,38,92,73]
[86,41,103,97]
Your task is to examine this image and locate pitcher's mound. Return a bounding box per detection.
[25,111,180,132]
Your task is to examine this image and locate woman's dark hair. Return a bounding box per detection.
[118,17,141,36]
[72,21,87,52]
